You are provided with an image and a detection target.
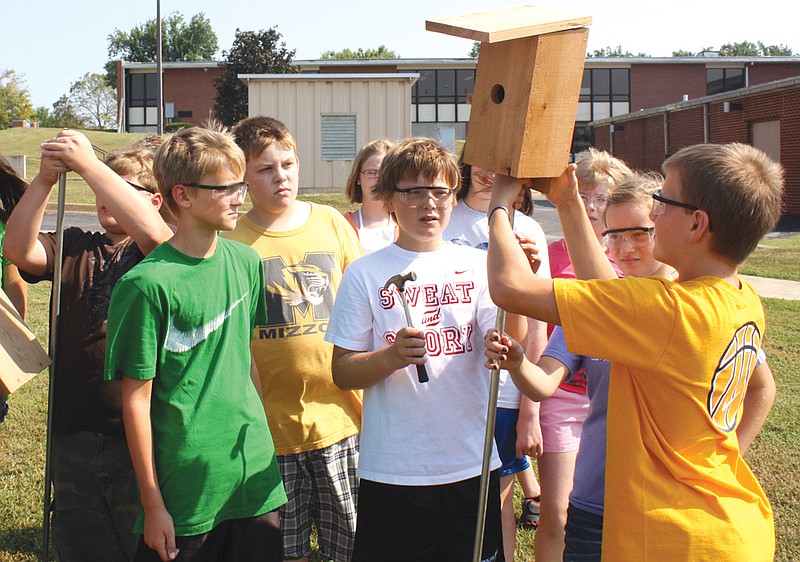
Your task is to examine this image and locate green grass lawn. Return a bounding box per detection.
[2,290,799,560]
[741,237,800,281]
[2,127,798,559]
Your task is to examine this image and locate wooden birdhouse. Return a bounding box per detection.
[427,6,591,183]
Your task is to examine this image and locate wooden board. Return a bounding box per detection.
[0,288,50,394]
[463,27,589,179]
[426,5,591,43]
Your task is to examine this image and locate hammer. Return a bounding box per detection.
[384,271,429,383]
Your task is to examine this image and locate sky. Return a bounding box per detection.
[3,0,797,108]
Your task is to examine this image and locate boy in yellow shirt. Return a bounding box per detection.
[223,116,362,562]
[486,143,781,561]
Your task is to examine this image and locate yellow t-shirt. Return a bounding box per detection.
[224,204,363,455]
[555,275,774,561]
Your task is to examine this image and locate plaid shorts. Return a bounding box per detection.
[278,434,359,561]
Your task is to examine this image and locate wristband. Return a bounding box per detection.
[488,205,509,223]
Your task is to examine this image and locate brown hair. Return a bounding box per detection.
[575,147,632,190]
[344,139,393,204]
[663,143,784,265]
[457,148,534,216]
[154,127,246,214]
[231,116,297,161]
[104,149,158,194]
[0,156,27,223]
[373,138,461,204]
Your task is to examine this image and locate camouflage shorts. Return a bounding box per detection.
[51,431,139,562]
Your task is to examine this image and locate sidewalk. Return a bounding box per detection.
[740,275,800,301]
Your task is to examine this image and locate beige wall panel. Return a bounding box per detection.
[247,77,414,190]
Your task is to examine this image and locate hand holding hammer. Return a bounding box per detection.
[383,272,429,383]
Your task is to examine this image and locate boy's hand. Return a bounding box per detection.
[544,163,580,209]
[390,326,427,369]
[143,505,179,561]
[483,329,524,371]
[516,233,542,274]
[35,152,69,187]
[40,129,99,176]
[489,174,528,212]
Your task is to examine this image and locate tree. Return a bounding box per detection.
[469,42,480,58]
[0,69,35,129]
[320,45,398,59]
[104,12,218,86]
[214,28,298,127]
[587,45,649,58]
[672,49,696,57]
[33,97,84,129]
[719,41,793,56]
[51,96,86,129]
[67,73,117,129]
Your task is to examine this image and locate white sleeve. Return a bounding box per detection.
[325,264,374,352]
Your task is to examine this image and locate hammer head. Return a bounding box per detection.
[384,271,417,291]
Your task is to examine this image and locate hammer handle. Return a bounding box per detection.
[398,289,429,384]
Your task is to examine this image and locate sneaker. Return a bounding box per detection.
[519,496,540,529]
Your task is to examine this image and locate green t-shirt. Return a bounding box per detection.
[105,237,286,536]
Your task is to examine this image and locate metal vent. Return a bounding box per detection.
[321,114,356,160]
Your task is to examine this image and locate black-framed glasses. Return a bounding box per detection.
[394,186,456,207]
[126,180,155,194]
[602,226,655,250]
[360,169,380,179]
[652,188,713,231]
[652,188,698,214]
[184,181,249,201]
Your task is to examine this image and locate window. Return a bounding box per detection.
[126,72,159,132]
[127,73,158,107]
[707,68,744,95]
[580,69,630,116]
[321,114,356,160]
[410,68,475,123]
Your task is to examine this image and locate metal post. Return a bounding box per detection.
[473,210,515,562]
[156,0,164,135]
[42,172,67,561]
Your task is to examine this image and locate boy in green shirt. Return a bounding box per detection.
[105,127,286,561]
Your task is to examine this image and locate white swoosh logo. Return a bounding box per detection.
[164,293,248,353]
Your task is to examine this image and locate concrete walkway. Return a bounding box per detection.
[740,275,800,301]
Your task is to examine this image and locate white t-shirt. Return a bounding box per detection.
[354,209,396,256]
[444,202,551,408]
[325,242,501,485]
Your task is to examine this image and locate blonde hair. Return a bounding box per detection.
[104,148,157,194]
[154,128,246,214]
[663,143,784,265]
[575,147,632,189]
[130,134,167,152]
[373,138,461,203]
[344,139,393,204]
[231,116,297,161]
[605,171,663,218]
